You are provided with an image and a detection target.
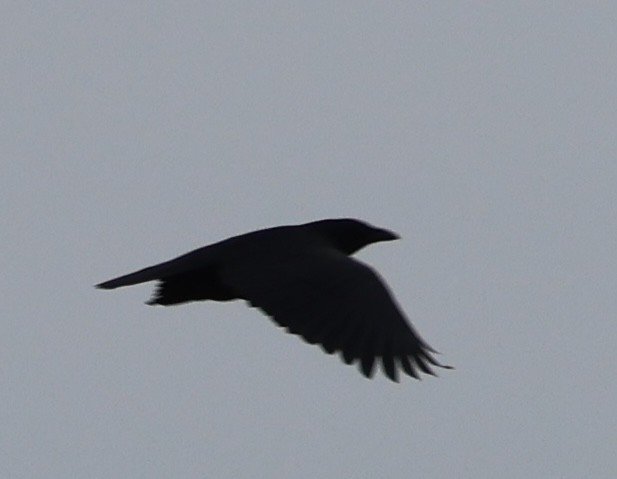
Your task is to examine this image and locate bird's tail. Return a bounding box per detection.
[96,261,174,289]
[96,244,215,290]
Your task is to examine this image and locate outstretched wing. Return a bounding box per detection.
[221,251,451,382]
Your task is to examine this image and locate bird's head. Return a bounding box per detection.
[309,218,400,255]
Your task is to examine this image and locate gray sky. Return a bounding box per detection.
[3,2,616,478]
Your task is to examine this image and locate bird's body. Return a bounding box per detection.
[97,218,451,382]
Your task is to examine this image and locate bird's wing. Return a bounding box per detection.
[221,250,451,382]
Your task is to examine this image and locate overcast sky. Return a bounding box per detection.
[3,2,616,478]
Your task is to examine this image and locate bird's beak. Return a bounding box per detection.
[374,228,400,242]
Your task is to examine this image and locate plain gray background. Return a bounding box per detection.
[3,2,616,478]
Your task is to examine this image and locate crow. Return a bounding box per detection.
[96,218,452,382]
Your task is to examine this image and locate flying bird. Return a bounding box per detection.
[96,218,452,382]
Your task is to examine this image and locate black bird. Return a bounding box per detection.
[97,218,451,382]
